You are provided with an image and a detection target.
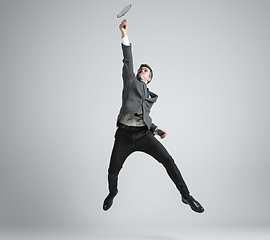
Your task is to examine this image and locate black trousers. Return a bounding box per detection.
[107,126,190,197]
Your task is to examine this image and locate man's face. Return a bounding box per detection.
[136,67,151,84]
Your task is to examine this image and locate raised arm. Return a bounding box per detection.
[119,20,135,83]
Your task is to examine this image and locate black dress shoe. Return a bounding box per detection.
[103,191,118,211]
[182,196,204,213]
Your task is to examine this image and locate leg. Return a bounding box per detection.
[137,132,190,197]
[108,138,133,195]
[103,128,134,211]
[137,132,204,213]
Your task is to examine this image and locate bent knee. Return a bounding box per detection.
[108,166,122,176]
[159,155,175,166]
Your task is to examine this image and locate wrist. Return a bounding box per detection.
[153,127,159,135]
[122,35,130,46]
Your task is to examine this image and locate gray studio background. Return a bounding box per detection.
[1,0,270,235]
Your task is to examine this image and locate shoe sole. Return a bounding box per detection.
[182,199,204,213]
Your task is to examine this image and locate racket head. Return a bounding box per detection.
[117,4,132,18]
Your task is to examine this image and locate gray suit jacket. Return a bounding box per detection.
[116,44,158,133]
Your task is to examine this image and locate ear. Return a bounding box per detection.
[147,73,151,82]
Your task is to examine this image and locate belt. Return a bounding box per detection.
[119,123,147,132]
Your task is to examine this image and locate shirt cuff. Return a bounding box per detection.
[153,127,159,135]
[122,35,130,46]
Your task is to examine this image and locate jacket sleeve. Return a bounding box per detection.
[122,44,135,84]
[150,123,158,133]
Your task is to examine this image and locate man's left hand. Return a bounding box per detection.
[158,129,167,139]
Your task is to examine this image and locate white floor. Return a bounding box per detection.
[0,226,269,240]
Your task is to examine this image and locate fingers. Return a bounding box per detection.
[119,19,127,30]
[158,129,167,139]
[119,19,128,38]
[161,133,167,139]
[121,19,127,26]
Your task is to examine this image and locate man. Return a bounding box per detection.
[103,20,204,213]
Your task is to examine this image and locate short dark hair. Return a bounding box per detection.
[139,64,153,83]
